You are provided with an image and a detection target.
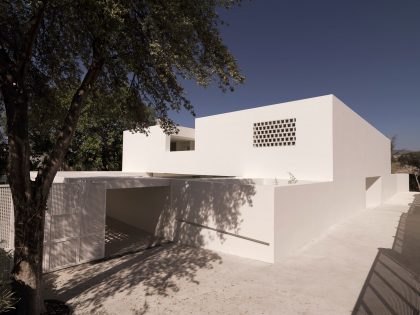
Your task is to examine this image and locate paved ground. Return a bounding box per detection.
[105,217,165,258]
[44,192,418,315]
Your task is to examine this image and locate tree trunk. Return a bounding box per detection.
[415,173,420,192]
[11,196,47,315]
[1,53,45,312]
[2,29,103,313]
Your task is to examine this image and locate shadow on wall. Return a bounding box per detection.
[44,179,256,313]
[352,194,420,315]
[156,179,257,247]
[45,182,106,272]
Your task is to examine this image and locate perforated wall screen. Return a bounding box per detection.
[253,118,297,147]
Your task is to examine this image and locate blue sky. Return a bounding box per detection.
[172,0,420,150]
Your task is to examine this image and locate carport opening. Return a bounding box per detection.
[365,176,382,209]
[104,186,170,257]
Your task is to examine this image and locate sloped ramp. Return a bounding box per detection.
[353,193,420,315]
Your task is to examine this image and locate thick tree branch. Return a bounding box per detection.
[2,87,31,206]
[35,51,104,197]
[415,172,420,192]
[0,31,13,49]
[17,2,46,79]
[0,47,16,83]
[0,3,46,208]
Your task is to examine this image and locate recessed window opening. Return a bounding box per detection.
[169,135,195,151]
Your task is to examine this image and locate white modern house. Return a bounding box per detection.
[0,95,408,272]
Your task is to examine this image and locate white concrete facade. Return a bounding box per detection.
[123,95,335,180]
[122,95,409,262]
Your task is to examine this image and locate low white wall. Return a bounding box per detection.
[382,173,410,202]
[44,182,106,272]
[396,173,410,192]
[382,174,398,202]
[366,177,382,208]
[1,182,107,273]
[274,182,337,261]
[158,179,276,262]
[1,172,410,271]
[274,173,409,261]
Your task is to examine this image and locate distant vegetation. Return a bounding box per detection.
[392,149,420,192]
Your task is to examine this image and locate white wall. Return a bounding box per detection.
[43,182,106,272]
[123,127,196,175]
[274,182,335,261]
[123,95,334,181]
[272,97,408,260]
[332,96,393,205]
[335,96,409,202]
[396,173,410,192]
[366,177,382,208]
[156,179,276,262]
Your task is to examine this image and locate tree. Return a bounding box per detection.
[0,138,6,179]
[3,88,131,175]
[398,152,420,191]
[0,1,243,313]
[63,97,137,171]
[28,87,154,171]
[390,135,398,173]
[0,110,6,178]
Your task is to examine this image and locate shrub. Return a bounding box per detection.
[0,283,16,313]
[0,246,16,313]
[409,174,420,192]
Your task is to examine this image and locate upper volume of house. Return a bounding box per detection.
[122,94,391,182]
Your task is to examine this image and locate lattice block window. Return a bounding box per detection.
[253,118,297,147]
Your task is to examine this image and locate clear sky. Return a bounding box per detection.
[172,0,420,150]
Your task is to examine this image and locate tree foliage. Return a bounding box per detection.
[29,87,155,171]
[1,0,243,133]
[0,1,243,313]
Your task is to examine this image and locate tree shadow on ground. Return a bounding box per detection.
[44,178,256,313]
[44,244,221,313]
[352,194,420,315]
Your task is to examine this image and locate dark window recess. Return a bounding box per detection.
[170,139,195,151]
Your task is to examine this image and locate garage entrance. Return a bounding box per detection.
[365,176,382,208]
[104,186,170,257]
